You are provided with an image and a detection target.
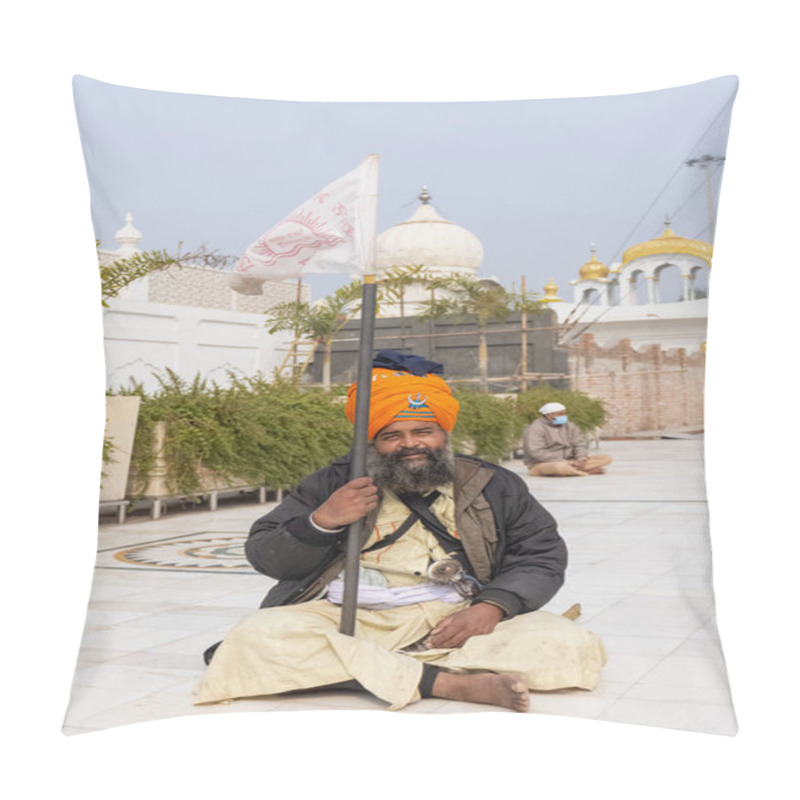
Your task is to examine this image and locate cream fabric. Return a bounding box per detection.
[195,598,462,709]
[528,454,613,477]
[194,601,607,709]
[355,487,459,587]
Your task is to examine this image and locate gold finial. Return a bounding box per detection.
[419,185,431,204]
[578,245,609,281]
[541,277,562,302]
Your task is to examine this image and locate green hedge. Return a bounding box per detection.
[119,371,353,497]
[452,389,524,463]
[115,373,608,497]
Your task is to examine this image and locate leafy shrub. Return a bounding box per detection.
[452,389,524,463]
[119,370,353,497]
[220,374,353,488]
[515,385,607,433]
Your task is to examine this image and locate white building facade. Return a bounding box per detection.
[544,224,712,353]
[101,214,307,392]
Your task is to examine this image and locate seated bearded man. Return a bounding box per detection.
[195,352,606,713]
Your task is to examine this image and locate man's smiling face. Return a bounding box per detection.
[368,421,453,493]
[372,421,448,462]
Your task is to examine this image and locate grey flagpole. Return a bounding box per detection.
[339,155,379,636]
[339,275,378,635]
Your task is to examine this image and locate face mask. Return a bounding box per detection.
[551,415,568,425]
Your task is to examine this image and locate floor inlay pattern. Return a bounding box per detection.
[96,533,256,573]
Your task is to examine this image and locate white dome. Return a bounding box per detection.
[376,189,483,274]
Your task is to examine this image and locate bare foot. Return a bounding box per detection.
[432,671,530,712]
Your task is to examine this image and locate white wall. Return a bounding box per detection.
[103,298,289,391]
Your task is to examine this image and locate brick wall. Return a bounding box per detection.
[568,334,705,436]
[148,265,308,311]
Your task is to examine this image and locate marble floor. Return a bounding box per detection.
[62,438,737,736]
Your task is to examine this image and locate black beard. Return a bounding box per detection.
[367,440,455,495]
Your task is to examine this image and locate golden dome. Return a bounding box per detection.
[578,246,609,281]
[541,278,562,302]
[622,226,712,266]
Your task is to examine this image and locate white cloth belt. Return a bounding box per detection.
[325,579,464,610]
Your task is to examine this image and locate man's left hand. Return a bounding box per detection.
[424,603,504,649]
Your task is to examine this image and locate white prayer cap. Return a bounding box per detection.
[539,402,566,415]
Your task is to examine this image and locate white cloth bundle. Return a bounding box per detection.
[325,579,463,610]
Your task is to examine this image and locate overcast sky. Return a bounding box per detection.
[74,75,736,301]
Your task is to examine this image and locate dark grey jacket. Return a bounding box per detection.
[245,454,567,618]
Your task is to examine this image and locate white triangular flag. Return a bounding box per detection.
[229,154,379,294]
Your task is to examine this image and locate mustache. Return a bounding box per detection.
[395,446,434,457]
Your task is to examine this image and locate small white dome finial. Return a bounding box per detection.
[114,211,143,254]
[419,185,431,204]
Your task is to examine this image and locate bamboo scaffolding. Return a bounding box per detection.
[332,324,565,343]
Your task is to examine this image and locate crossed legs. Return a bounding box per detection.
[195,601,606,713]
[528,454,613,476]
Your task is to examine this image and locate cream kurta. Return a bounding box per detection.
[194,489,607,709]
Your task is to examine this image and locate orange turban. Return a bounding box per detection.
[345,367,460,440]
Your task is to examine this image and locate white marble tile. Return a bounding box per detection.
[77,624,206,651]
[83,608,160,628]
[404,698,451,714]
[67,682,275,733]
[119,586,253,605]
[148,631,227,656]
[594,634,685,657]
[87,598,177,613]
[562,569,659,590]
[610,594,716,616]
[541,590,632,617]
[640,655,732,688]
[71,662,194,693]
[62,725,99,736]
[84,572,165,600]
[597,697,738,736]
[582,558,676,576]
[669,638,728,659]
[598,652,666,684]
[75,646,133,664]
[689,626,722,640]
[63,685,162,726]
[265,690,383,712]
[108,649,204,672]
[636,572,716,597]
[190,590,269,609]
[530,682,629,719]
[415,699,514,715]
[175,604,258,619]
[580,607,709,638]
[120,611,242,633]
[621,680,733,705]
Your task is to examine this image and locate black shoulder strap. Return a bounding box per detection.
[396,491,466,564]
[362,491,441,554]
